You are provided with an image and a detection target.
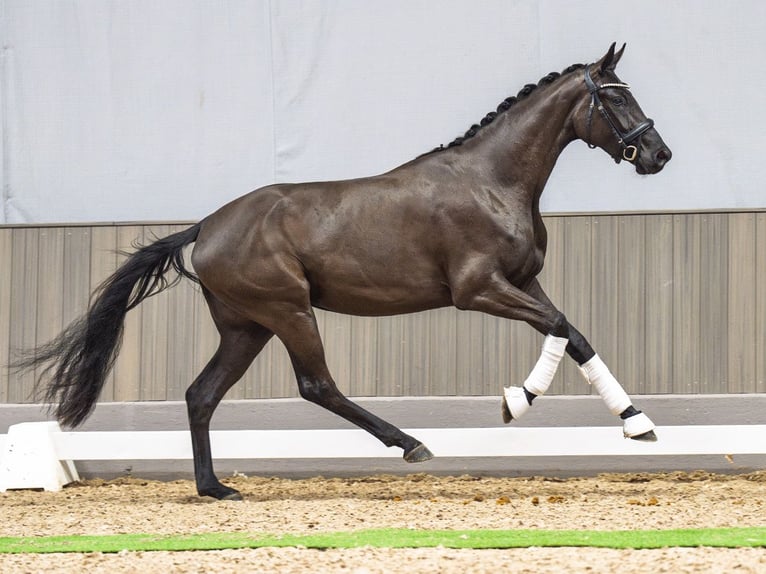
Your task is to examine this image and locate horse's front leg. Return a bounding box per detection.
[522,279,656,441]
[450,272,572,423]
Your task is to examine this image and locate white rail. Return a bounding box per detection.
[45,425,766,459]
[2,423,765,491]
[0,422,766,492]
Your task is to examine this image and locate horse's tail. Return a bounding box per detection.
[13,222,202,427]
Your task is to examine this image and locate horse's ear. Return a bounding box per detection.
[598,42,626,74]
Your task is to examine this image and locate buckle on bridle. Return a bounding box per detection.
[623,145,638,162]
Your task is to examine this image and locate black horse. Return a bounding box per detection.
[19,44,671,500]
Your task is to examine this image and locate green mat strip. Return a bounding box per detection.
[1,527,764,554]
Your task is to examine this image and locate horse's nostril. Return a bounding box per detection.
[656,148,672,163]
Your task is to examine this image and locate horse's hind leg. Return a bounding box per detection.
[186,299,274,500]
[521,279,656,441]
[274,306,433,462]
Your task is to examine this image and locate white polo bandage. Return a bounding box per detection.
[503,335,568,421]
[578,354,631,415]
[522,334,568,396]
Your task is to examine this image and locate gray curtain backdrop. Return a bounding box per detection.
[1,0,764,224]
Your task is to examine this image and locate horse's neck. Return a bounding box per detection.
[472,78,582,198]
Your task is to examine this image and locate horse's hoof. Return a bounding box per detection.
[622,412,656,440]
[501,396,512,424]
[199,485,244,501]
[629,429,658,443]
[502,386,529,423]
[404,443,434,463]
[221,490,244,501]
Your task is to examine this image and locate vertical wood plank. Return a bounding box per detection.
[377,315,408,396]
[727,213,756,392]
[112,226,143,401]
[403,311,429,396]
[616,216,645,394]
[350,315,378,397]
[9,229,39,402]
[428,307,457,395]
[0,230,13,403]
[756,213,766,393]
[62,228,92,323]
[643,214,674,394]
[35,228,65,367]
[698,213,728,393]
[374,316,395,396]
[673,214,701,393]
[455,310,485,395]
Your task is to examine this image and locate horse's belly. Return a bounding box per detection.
[309,278,452,317]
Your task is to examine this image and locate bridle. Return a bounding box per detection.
[584,64,654,162]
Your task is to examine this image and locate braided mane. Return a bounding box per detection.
[421,63,585,157]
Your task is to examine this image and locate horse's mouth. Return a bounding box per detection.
[635,161,665,176]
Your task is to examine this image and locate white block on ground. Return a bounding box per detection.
[0,421,80,492]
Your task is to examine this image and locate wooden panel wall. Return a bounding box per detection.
[1,211,764,404]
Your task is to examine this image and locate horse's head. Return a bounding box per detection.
[574,43,671,175]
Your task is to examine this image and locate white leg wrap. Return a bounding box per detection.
[577,354,631,416]
[523,335,569,396]
[579,355,656,438]
[503,335,568,420]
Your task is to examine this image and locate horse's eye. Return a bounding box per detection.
[611,96,625,106]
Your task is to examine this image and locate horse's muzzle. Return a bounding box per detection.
[636,145,672,175]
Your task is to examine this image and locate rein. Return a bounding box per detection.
[584,64,654,162]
